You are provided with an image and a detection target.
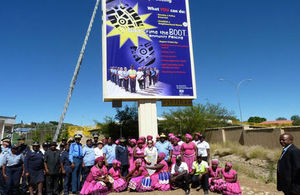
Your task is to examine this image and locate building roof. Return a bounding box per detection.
[260,120,293,125]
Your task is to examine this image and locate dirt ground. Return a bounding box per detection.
[110,174,283,195]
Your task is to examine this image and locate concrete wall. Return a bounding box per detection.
[205,126,300,148]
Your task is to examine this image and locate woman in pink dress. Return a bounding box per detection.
[134,140,145,166]
[171,137,181,166]
[108,160,127,192]
[80,157,111,195]
[222,162,242,195]
[126,159,151,192]
[208,159,226,193]
[127,139,136,172]
[146,152,171,191]
[181,134,197,172]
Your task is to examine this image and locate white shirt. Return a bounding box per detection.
[136,71,144,80]
[118,70,124,79]
[94,147,103,159]
[197,141,210,157]
[144,147,158,176]
[171,162,189,175]
[178,141,184,146]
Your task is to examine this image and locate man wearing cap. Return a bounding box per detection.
[3,144,24,195]
[0,137,11,194]
[81,139,95,186]
[115,137,129,176]
[60,143,72,195]
[60,138,68,151]
[69,134,83,193]
[44,142,60,195]
[18,137,30,193]
[93,133,99,148]
[40,142,49,155]
[103,137,116,170]
[24,142,44,195]
[155,133,173,164]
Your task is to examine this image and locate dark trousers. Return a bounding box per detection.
[72,158,82,192]
[46,174,59,195]
[138,79,144,89]
[171,173,191,191]
[0,169,7,194]
[81,166,93,185]
[152,76,155,85]
[124,79,129,91]
[20,174,27,193]
[191,174,209,190]
[119,78,123,87]
[130,79,136,93]
[120,165,129,177]
[6,166,22,195]
[63,170,72,195]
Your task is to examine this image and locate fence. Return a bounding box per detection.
[205,125,300,148]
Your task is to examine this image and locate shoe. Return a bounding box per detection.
[204,190,209,194]
[185,189,190,194]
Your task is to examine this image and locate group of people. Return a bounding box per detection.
[0,132,242,195]
[109,66,159,93]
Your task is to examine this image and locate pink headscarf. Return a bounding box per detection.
[195,133,201,136]
[115,139,120,145]
[113,159,121,167]
[212,159,219,165]
[174,137,180,142]
[137,140,144,144]
[168,133,174,137]
[226,162,232,168]
[140,136,146,140]
[95,156,104,163]
[158,152,166,160]
[130,139,137,144]
[147,135,153,140]
[185,133,193,140]
[156,135,160,139]
[170,135,176,140]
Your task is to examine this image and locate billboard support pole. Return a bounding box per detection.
[138,100,158,137]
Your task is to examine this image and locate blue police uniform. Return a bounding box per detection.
[69,140,83,192]
[18,143,30,193]
[4,150,24,195]
[81,144,95,186]
[60,150,72,195]
[24,150,44,184]
[0,151,8,194]
[116,144,129,176]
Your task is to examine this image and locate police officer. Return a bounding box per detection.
[17,137,30,193]
[24,142,44,195]
[0,137,11,194]
[69,134,83,193]
[44,142,60,195]
[3,144,24,195]
[92,133,99,148]
[60,143,72,195]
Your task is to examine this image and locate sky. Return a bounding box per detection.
[1,0,300,125]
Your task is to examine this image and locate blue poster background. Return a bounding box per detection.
[105,0,194,98]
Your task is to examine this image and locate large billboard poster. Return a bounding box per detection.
[103,0,196,101]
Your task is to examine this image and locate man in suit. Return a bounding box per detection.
[277,133,300,195]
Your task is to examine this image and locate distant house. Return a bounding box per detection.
[0,116,16,139]
[260,120,293,125]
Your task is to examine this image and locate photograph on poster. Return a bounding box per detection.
[103,0,196,100]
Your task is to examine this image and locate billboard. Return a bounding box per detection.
[103,0,196,101]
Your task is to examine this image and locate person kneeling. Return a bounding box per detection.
[190,155,209,194]
[170,156,191,195]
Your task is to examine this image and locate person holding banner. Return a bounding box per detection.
[128,65,137,93]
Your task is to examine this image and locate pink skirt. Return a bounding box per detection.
[183,154,195,172]
[113,178,127,192]
[223,181,242,195]
[80,180,110,195]
[209,178,227,192]
[128,176,151,192]
[150,172,170,191]
[129,157,135,172]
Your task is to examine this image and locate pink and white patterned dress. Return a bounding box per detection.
[128,167,150,192]
[150,160,170,191]
[171,144,181,166]
[128,146,135,172]
[181,142,196,172]
[222,168,242,195]
[208,167,226,192]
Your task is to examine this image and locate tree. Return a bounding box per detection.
[276,117,287,121]
[159,102,236,135]
[291,115,300,121]
[292,119,300,126]
[248,116,267,123]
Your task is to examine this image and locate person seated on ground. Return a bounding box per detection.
[126,159,151,192]
[80,156,112,195]
[208,159,226,193]
[146,152,170,191]
[108,160,127,192]
[190,155,209,194]
[222,162,242,195]
[170,156,191,195]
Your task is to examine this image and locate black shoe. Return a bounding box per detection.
[204,190,209,194]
